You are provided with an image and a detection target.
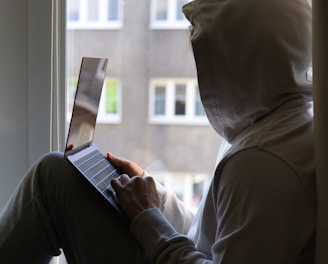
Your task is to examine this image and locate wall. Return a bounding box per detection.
[0,1,29,210]
[0,0,65,211]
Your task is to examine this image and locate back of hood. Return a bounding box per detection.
[183,0,312,142]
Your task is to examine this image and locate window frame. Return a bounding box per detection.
[148,78,209,125]
[67,0,123,30]
[97,78,122,124]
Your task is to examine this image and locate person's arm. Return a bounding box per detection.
[111,148,315,263]
[112,174,211,263]
[107,153,194,234]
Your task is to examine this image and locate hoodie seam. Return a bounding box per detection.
[193,1,228,137]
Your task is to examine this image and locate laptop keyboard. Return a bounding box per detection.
[73,149,120,197]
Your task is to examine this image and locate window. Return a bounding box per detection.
[66,78,121,124]
[149,79,208,125]
[150,0,190,29]
[67,0,122,29]
[97,79,121,123]
[154,172,208,213]
[61,2,222,264]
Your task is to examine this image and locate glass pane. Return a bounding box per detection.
[176,0,187,21]
[67,0,80,21]
[66,0,221,215]
[195,86,205,116]
[154,85,166,115]
[105,81,118,114]
[155,0,168,21]
[87,0,99,21]
[175,84,186,115]
[108,0,119,20]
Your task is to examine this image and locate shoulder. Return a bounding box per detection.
[214,147,310,204]
[218,147,296,185]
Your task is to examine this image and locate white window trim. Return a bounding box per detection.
[97,78,122,124]
[148,78,209,125]
[150,0,191,30]
[67,0,123,30]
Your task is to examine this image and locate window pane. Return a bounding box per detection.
[154,86,166,115]
[105,81,118,114]
[155,0,168,21]
[108,0,119,20]
[68,0,80,21]
[176,0,187,21]
[195,86,205,116]
[175,84,186,115]
[87,0,99,21]
[66,0,220,218]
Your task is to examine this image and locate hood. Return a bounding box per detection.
[183,0,312,143]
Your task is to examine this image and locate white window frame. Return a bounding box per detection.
[149,78,209,125]
[150,0,191,30]
[97,78,122,123]
[67,0,123,30]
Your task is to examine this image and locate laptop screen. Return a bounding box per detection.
[65,57,108,156]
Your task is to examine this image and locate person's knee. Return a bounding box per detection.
[34,151,78,190]
[38,151,65,168]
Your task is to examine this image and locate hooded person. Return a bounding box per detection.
[0,0,315,263]
[122,0,315,263]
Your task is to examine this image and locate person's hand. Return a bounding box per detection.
[111,174,161,220]
[107,152,144,177]
[65,144,74,151]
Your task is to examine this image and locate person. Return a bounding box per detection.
[0,0,315,263]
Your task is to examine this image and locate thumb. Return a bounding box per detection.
[107,152,126,168]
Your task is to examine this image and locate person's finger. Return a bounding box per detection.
[107,152,128,167]
[111,174,130,192]
[107,152,143,176]
[111,178,123,192]
[65,144,74,151]
[118,174,130,184]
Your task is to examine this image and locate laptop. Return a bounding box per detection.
[64,57,124,218]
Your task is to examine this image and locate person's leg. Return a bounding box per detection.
[0,152,149,264]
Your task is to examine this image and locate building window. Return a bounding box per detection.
[67,78,121,123]
[149,79,208,125]
[175,83,186,115]
[97,79,121,123]
[150,0,191,29]
[154,85,166,115]
[152,172,209,213]
[67,0,122,29]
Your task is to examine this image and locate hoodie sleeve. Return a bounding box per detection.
[130,148,315,263]
[144,170,194,234]
[130,208,210,264]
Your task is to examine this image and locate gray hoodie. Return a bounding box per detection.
[183,0,312,143]
[130,0,316,263]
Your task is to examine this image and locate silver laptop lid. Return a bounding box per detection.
[65,57,108,157]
